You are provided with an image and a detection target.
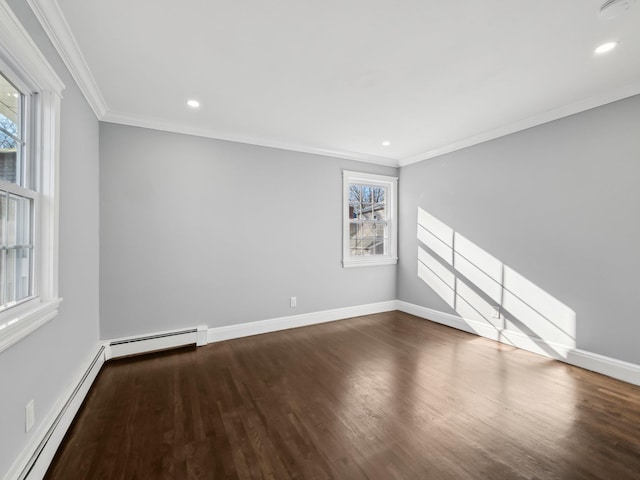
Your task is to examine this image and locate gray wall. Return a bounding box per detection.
[99,123,397,339]
[0,1,100,476]
[398,94,640,365]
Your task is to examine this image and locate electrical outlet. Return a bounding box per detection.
[290,296,297,308]
[25,400,35,433]
[491,306,500,319]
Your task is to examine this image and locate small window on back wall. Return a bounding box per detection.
[342,171,398,268]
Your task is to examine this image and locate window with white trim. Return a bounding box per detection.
[0,71,34,309]
[343,170,398,268]
[0,1,64,353]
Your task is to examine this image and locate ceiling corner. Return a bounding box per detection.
[27,0,108,118]
[399,81,640,168]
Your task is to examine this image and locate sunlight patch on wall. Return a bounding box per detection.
[417,246,455,308]
[416,207,576,356]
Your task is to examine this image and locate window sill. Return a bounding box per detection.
[342,257,398,268]
[0,298,63,354]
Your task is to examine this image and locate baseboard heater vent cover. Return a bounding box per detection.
[108,328,199,359]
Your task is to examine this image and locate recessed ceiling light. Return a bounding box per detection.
[382,141,391,147]
[187,99,200,108]
[594,41,618,54]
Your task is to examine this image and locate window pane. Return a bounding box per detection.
[361,185,372,204]
[372,187,385,204]
[14,247,31,301]
[5,248,16,304]
[7,194,31,247]
[1,247,31,307]
[0,251,4,306]
[373,206,386,221]
[0,190,32,309]
[0,192,5,245]
[349,222,361,255]
[361,236,375,255]
[0,72,23,185]
[349,185,362,221]
[374,236,386,255]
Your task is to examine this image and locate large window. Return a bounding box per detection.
[0,1,64,353]
[343,170,398,268]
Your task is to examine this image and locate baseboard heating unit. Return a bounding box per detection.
[107,325,208,359]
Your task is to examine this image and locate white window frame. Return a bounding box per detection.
[342,170,398,268]
[0,1,64,353]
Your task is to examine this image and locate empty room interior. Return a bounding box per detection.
[1,0,640,478]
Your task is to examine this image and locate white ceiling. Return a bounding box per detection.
[32,0,640,166]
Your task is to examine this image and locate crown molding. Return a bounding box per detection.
[102,110,400,167]
[0,0,64,93]
[27,0,107,118]
[399,81,640,167]
[26,0,640,169]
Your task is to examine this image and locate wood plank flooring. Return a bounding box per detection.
[45,312,640,479]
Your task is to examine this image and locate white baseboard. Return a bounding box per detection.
[208,301,398,343]
[3,343,106,480]
[397,300,640,387]
[566,349,640,386]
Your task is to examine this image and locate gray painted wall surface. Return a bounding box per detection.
[0,1,100,476]
[398,94,640,365]
[99,123,397,339]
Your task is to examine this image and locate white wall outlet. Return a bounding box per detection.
[290,296,297,308]
[491,306,501,319]
[25,400,35,433]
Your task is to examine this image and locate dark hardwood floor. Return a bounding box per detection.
[45,311,640,479]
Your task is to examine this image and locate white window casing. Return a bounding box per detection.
[343,170,398,268]
[0,0,64,353]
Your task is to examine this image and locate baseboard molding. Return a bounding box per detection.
[208,301,398,343]
[397,300,640,387]
[3,343,106,480]
[106,325,208,360]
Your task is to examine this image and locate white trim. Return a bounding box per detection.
[342,256,398,268]
[0,0,64,352]
[102,112,399,167]
[196,324,208,346]
[36,90,61,302]
[0,299,62,353]
[565,349,640,387]
[399,81,640,166]
[105,326,206,360]
[342,171,398,268]
[208,301,398,343]
[397,300,640,386]
[26,0,107,118]
[3,343,105,480]
[0,1,64,93]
